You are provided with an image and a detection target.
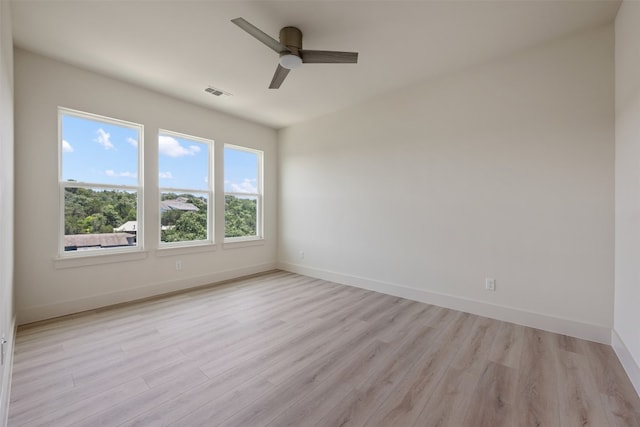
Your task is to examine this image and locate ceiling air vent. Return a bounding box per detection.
[204,86,232,97]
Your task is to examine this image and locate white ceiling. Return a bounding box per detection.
[10,0,620,129]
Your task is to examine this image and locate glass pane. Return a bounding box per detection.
[225,195,257,238]
[159,133,209,191]
[161,192,209,243]
[61,114,139,185]
[64,187,138,252]
[224,147,258,194]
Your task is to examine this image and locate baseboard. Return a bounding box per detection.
[612,329,640,398]
[17,262,278,325]
[1,315,16,427]
[278,262,611,344]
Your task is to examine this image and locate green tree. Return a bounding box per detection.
[161,209,182,227]
[160,194,208,242]
[176,212,207,239]
[102,204,122,229]
[64,188,136,234]
[225,195,256,238]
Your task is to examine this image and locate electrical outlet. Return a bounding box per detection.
[485,278,496,291]
[299,251,305,260]
[176,260,182,271]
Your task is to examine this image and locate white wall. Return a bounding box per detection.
[0,1,14,424]
[613,0,640,396]
[14,49,278,324]
[279,24,615,343]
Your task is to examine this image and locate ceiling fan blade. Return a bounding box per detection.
[300,50,358,64]
[231,17,290,54]
[269,64,290,89]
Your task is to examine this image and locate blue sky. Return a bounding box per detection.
[61,114,139,185]
[158,133,209,191]
[224,147,258,194]
[61,113,258,193]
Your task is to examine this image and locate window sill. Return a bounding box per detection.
[223,238,265,250]
[54,250,148,269]
[155,243,217,257]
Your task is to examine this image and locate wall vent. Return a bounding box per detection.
[205,86,232,97]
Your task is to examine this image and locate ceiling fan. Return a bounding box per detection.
[231,17,359,89]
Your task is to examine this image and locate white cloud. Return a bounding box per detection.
[204,176,208,183]
[159,171,173,179]
[96,128,115,150]
[127,137,138,148]
[158,135,201,157]
[62,140,74,153]
[105,170,137,179]
[230,178,258,194]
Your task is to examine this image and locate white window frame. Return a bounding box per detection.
[224,144,264,242]
[58,107,144,258]
[158,129,214,248]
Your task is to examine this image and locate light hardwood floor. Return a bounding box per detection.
[8,270,640,426]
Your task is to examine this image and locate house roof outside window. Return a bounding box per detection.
[160,197,199,212]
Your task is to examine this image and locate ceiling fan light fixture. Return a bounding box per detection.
[279,54,302,70]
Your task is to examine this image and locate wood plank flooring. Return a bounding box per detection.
[8,270,640,426]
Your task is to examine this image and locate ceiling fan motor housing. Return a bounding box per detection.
[280,26,303,55]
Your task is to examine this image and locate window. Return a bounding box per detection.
[224,145,263,240]
[159,130,213,245]
[59,108,143,255]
